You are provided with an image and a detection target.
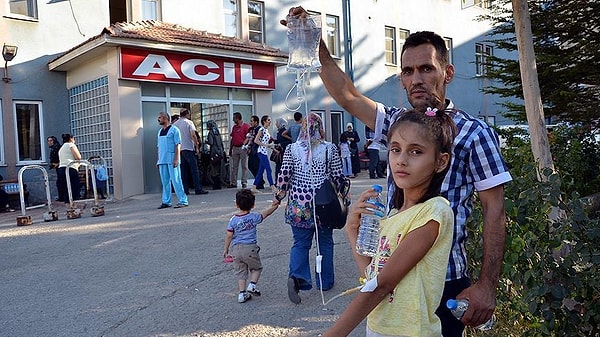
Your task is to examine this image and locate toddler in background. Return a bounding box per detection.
[223,189,279,303]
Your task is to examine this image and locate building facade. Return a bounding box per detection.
[0,0,514,201]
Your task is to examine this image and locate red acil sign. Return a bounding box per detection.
[120,47,276,90]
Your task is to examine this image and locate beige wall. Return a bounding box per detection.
[114,80,144,199]
[64,47,146,200]
[254,90,273,118]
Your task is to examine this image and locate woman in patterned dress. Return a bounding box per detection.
[275,113,345,304]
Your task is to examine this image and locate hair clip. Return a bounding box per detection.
[425,107,438,117]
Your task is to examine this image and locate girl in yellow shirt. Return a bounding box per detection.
[325,108,456,337]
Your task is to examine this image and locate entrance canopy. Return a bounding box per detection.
[49,20,288,73]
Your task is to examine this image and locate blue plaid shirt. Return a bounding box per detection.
[373,100,512,281]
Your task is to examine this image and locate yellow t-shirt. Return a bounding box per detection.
[365,196,453,337]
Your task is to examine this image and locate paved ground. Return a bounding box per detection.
[0,174,387,337]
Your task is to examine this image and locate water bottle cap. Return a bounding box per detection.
[446,299,458,310]
[372,184,383,193]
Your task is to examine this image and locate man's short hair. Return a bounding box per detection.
[294,112,303,122]
[233,112,242,120]
[159,111,171,121]
[179,108,191,118]
[402,31,449,66]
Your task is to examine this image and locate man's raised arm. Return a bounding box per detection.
[282,6,378,129]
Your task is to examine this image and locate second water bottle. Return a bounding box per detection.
[356,184,385,257]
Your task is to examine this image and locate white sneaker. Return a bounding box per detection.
[246,283,261,296]
[238,291,251,303]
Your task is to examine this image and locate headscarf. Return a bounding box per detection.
[275,118,287,130]
[206,120,220,136]
[206,120,224,155]
[297,113,324,145]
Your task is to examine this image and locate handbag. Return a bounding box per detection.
[270,144,283,163]
[314,146,351,229]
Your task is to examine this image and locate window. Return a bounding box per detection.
[141,0,161,20]
[475,43,493,76]
[9,0,37,18]
[224,0,264,42]
[325,15,340,57]
[479,115,496,126]
[309,110,343,143]
[461,0,491,10]
[248,1,264,43]
[384,26,397,65]
[14,101,44,163]
[398,28,409,58]
[223,0,238,37]
[109,0,127,24]
[443,37,453,64]
[475,0,491,9]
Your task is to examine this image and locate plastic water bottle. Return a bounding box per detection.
[356,184,385,257]
[446,299,495,331]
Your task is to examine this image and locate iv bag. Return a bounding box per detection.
[286,14,322,73]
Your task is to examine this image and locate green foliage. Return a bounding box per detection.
[480,0,600,128]
[466,128,600,336]
[547,125,600,198]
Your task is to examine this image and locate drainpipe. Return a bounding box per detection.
[342,0,356,126]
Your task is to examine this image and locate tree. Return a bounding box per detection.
[481,0,600,129]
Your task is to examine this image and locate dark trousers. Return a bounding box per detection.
[248,154,264,188]
[180,150,203,193]
[367,148,383,178]
[435,277,470,337]
[0,189,8,208]
[351,154,361,175]
[57,167,80,202]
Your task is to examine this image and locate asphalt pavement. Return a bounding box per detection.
[0,175,387,337]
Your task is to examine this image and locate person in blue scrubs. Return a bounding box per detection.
[156,111,188,209]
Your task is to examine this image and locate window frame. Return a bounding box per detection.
[397,28,410,59]
[475,42,493,76]
[247,0,265,43]
[325,14,340,57]
[384,26,397,66]
[443,37,453,65]
[141,0,161,21]
[222,0,238,38]
[479,115,496,126]
[475,0,491,9]
[461,0,491,10]
[8,0,38,19]
[13,100,45,165]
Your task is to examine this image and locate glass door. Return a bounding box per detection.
[142,101,167,194]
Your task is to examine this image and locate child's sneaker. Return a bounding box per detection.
[238,291,252,303]
[246,283,261,296]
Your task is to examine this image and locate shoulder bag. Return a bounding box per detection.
[314,145,351,229]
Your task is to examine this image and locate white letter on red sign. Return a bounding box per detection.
[181,59,219,82]
[240,64,268,86]
[133,54,180,79]
[223,62,235,83]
